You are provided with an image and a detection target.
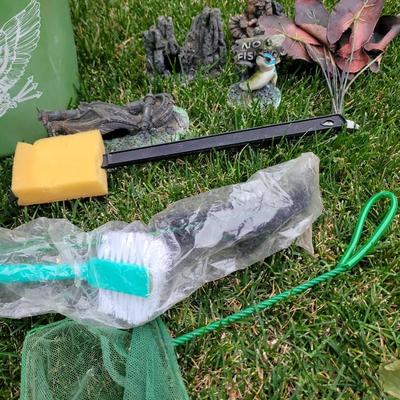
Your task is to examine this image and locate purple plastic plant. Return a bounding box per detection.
[259,0,400,112]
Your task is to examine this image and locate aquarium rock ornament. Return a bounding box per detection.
[259,0,400,114]
[229,0,285,40]
[39,93,189,152]
[229,34,284,108]
[143,17,181,76]
[143,7,226,79]
[180,7,226,79]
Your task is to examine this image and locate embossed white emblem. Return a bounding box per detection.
[0,0,42,117]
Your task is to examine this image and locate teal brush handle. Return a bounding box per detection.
[0,259,150,298]
[0,264,75,283]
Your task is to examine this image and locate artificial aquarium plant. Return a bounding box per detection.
[259,0,400,113]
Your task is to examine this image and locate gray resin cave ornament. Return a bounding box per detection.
[229,0,285,40]
[143,17,181,76]
[228,35,285,109]
[39,94,189,152]
[143,7,226,79]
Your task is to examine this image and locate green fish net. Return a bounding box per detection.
[20,319,189,400]
[18,192,397,400]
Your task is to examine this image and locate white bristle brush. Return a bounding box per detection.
[96,231,174,326]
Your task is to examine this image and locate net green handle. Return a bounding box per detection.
[173,191,398,346]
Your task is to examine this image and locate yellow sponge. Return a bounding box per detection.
[12,130,108,206]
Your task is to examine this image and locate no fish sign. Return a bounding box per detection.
[233,34,285,67]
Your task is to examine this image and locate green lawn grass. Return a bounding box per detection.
[0,0,399,398]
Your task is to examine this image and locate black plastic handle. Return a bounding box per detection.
[102,114,347,169]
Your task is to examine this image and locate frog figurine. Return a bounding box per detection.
[228,34,284,109]
[239,52,278,91]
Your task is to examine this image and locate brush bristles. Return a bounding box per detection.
[96,231,173,326]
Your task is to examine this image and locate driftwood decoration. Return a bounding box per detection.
[39,94,186,136]
[39,93,190,152]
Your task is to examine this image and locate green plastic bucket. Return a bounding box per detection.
[0,0,79,157]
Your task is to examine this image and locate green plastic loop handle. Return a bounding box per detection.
[337,191,398,269]
[173,191,398,346]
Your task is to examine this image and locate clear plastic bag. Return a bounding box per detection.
[0,153,322,328]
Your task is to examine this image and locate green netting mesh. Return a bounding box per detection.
[20,319,189,400]
[18,192,398,400]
